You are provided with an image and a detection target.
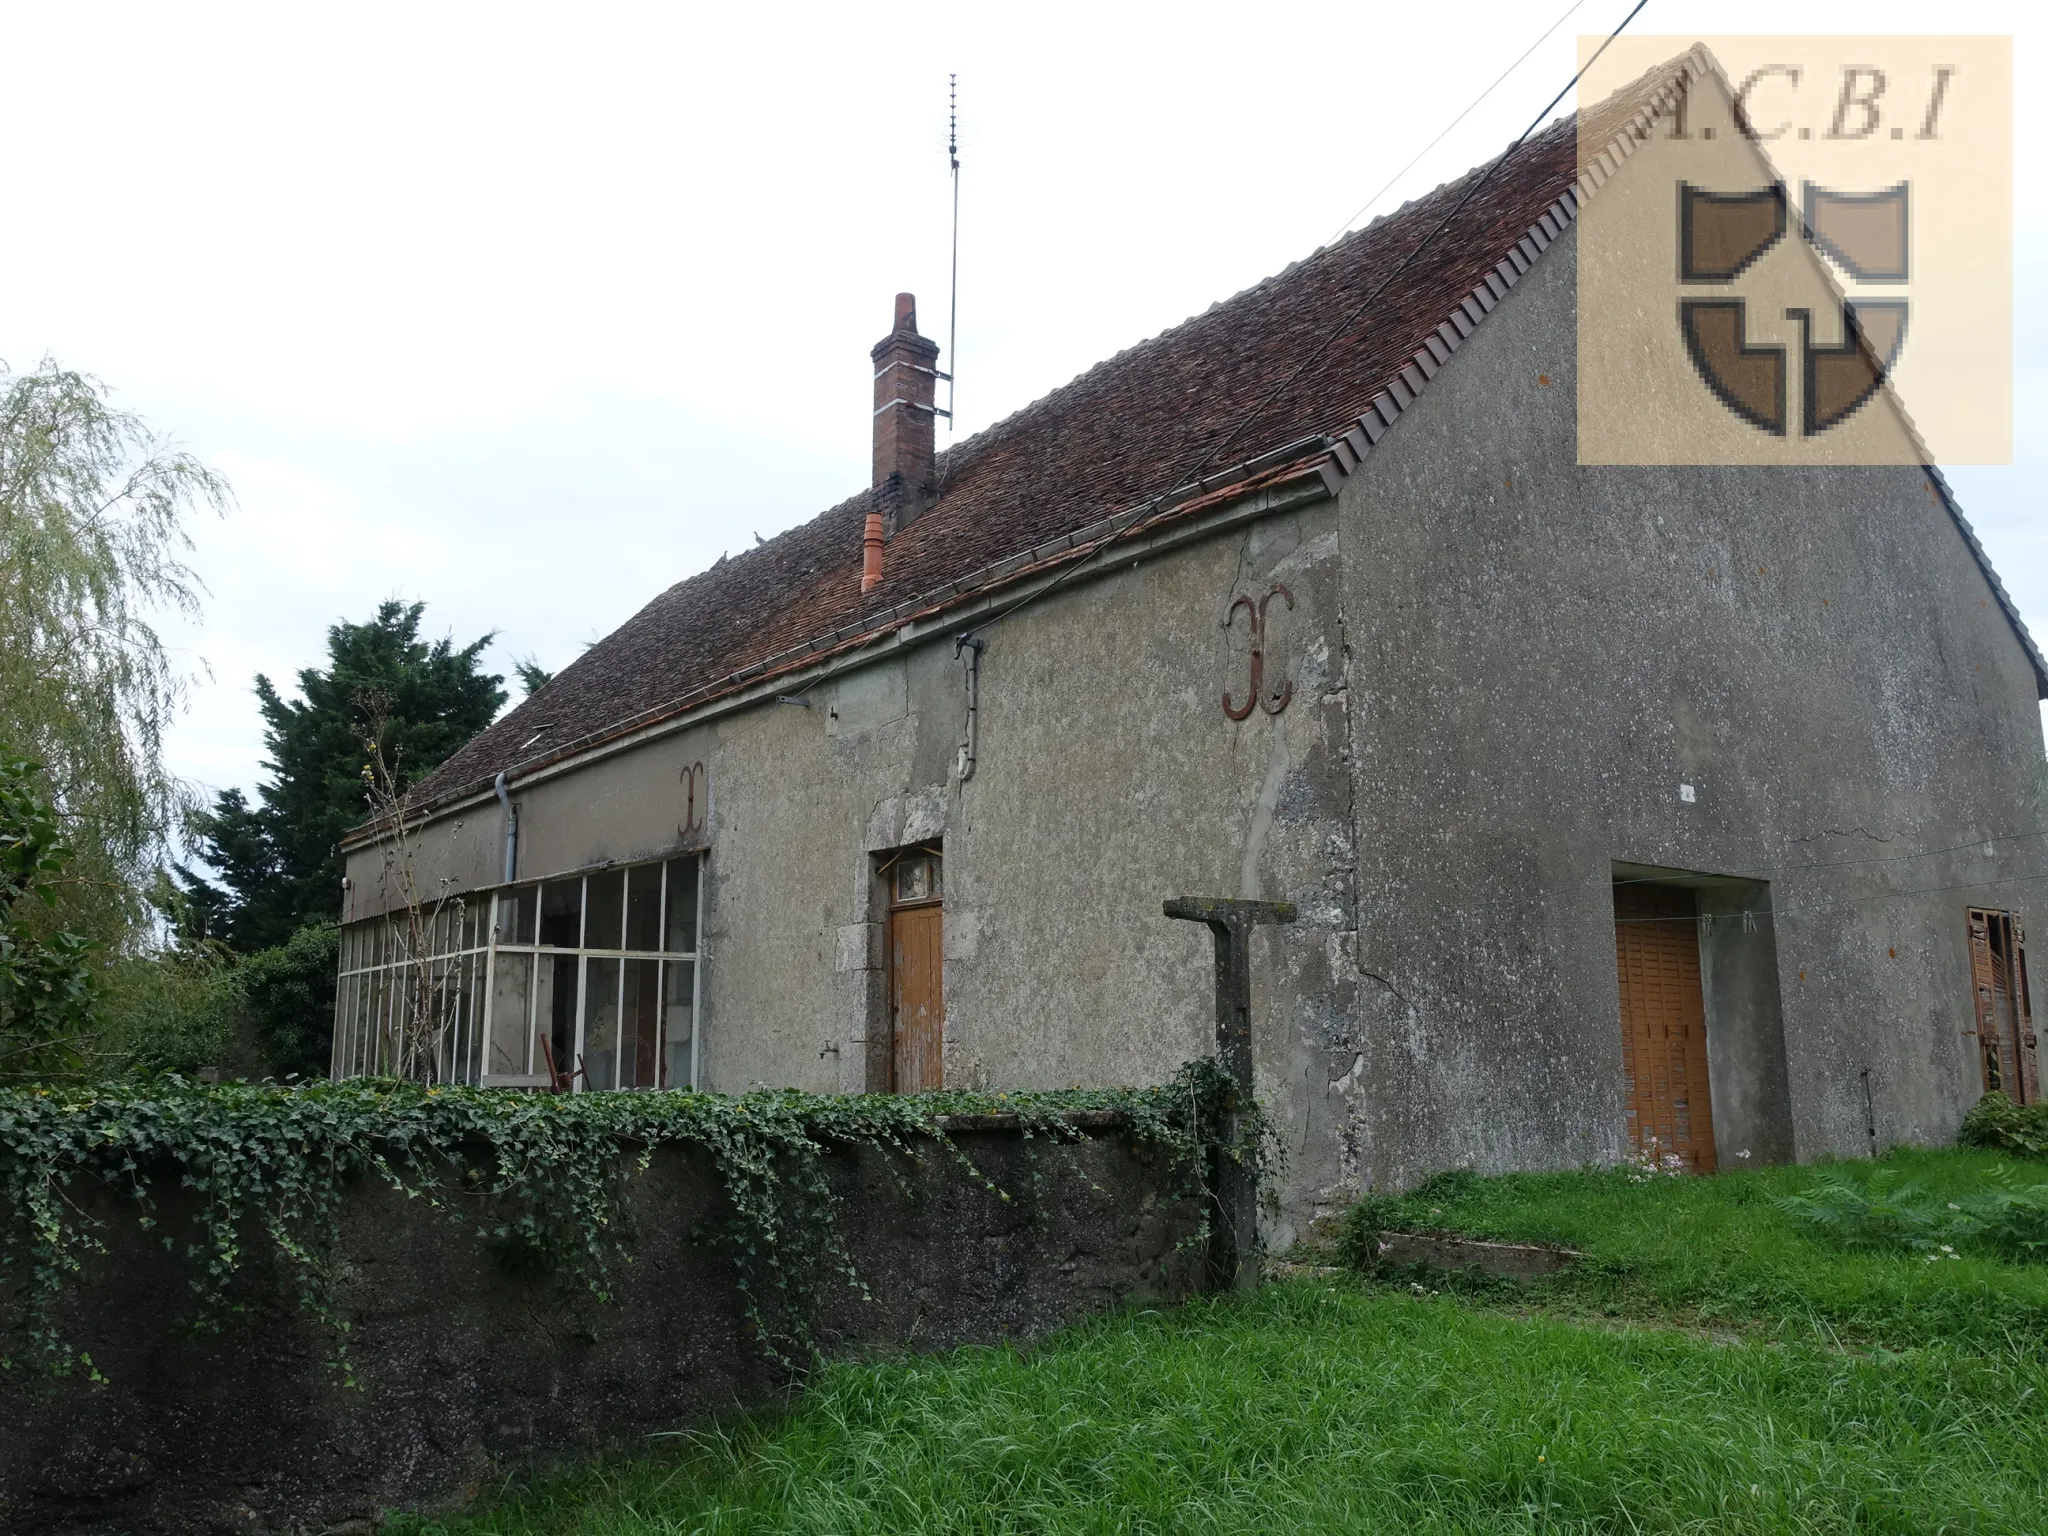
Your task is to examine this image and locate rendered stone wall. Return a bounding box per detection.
[1,1120,1201,1535]
[1341,220,2047,1189]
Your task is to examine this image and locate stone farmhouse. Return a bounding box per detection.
[336,53,2045,1237]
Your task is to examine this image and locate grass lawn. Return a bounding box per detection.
[395,1150,2048,1536]
[1352,1146,2048,1352]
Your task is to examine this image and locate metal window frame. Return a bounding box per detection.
[332,852,704,1091]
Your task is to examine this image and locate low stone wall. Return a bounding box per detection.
[2,1116,1202,1535]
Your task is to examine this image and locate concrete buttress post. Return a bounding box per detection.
[1163,896,1295,1289]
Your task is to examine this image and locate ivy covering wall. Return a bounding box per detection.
[0,1060,1264,1377]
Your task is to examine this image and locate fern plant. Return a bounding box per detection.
[1770,1170,1950,1253]
[1772,1162,2048,1264]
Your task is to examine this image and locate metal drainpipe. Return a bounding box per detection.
[494,771,518,883]
[955,633,985,782]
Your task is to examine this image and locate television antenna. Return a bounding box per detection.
[946,73,960,431]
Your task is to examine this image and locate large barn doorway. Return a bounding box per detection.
[1614,882,1719,1173]
[886,844,944,1093]
[1968,908,2039,1104]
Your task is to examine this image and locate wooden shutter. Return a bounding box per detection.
[1968,908,2004,1093]
[2015,921,2040,1104]
[1969,909,2039,1104]
[1614,884,1718,1173]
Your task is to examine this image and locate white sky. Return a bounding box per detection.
[1,1,2040,805]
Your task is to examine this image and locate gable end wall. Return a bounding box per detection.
[1338,217,2047,1189]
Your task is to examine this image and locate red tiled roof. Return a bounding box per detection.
[402,52,2039,820]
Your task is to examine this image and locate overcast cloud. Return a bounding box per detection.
[0,0,2038,805]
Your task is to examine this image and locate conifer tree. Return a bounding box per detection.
[179,602,504,951]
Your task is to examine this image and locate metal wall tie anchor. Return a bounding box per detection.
[1223,584,1294,720]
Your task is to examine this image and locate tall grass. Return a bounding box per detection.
[401,1285,2046,1535]
[1348,1147,2048,1350]
[399,1150,2048,1536]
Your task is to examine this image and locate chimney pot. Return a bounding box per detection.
[861,510,885,593]
[894,292,917,330]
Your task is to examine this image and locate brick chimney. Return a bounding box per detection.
[871,292,941,531]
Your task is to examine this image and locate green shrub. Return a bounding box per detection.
[95,944,243,1077]
[0,756,99,1082]
[1960,1090,2048,1159]
[1335,1190,1399,1270]
[94,923,337,1082]
[236,924,338,1080]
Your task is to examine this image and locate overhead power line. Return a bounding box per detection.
[957,0,1653,649]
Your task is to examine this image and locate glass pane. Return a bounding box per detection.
[365,970,389,1074]
[330,974,348,1076]
[497,887,537,945]
[428,957,456,1060]
[894,851,941,904]
[460,954,485,1084]
[344,972,367,1077]
[431,958,453,1083]
[581,957,622,1090]
[626,864,662,952]
[664,858,699,953]
[622,958,660,1089]
[539,879,582,948]
[662,958,695,1088]
[391,968,413,1071]
[586,868,625,950]
[487,952,534,1078]
[332,974,355,1077]
[354,973,375,1078]
[358,966,379,1076]
[535,952,580,1082]
[441,956,466,1085]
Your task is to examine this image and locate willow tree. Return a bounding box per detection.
[0,358,230,950]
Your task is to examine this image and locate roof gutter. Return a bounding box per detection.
[342,463,1335,851]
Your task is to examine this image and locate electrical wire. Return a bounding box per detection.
[1428,867,2048,928]
[1611,825,2048,883]
[607,1,1655,744]
[954,0,1652,651]
[1321,0,1590,248]
[472,4,1663,795]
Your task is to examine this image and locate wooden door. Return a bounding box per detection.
[890,904,944,1092]
[1968,909,2040,1104]
[1614,884,1717,1173]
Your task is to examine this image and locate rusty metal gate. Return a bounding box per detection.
[1967,908,2039,1104]
[1614,883,1718,1173]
